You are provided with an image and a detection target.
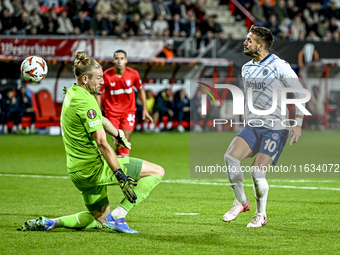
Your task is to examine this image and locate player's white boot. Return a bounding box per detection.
[247,214,267,228]
[221,200,250,222]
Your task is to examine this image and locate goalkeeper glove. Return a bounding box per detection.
[115,129,131,149]
[114,168,138,203]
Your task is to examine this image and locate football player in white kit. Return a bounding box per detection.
[221,26,305,227]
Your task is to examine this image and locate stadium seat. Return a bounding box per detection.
[36,90,60,122]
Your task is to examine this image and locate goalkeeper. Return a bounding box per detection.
[20,51,164,234]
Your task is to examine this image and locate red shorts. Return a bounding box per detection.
[106,112,136,131]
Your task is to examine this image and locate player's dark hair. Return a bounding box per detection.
[249,25,274,51]
[113,50,127,58]
[73,51,101,81]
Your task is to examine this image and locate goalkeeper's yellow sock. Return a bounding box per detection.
[58,211,102,229]
[117,174,163,215]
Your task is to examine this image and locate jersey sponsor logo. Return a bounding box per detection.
[246,81,266,90]
[110,88,133,95]
[87,109,97,119]
[262,69,268,76]
[110,82,116,87]
[126,80,131,87]
[89,119,100,128]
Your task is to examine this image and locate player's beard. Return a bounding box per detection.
[244,47,259,58]
[86,81,100,95]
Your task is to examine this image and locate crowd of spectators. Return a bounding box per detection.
[135,88,190,132]
[0,0,224,40]
[1,0,340,42]
[246,0,340,42]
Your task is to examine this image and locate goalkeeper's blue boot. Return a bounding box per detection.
[36,216,55,231]
[104,214,139,234]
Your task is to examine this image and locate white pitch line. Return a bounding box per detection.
[1,174,339,191]
[175,213,199,215]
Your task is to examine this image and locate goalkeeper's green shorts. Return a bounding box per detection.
[69,157,143,211]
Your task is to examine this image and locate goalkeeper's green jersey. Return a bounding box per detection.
[61,84,103,173]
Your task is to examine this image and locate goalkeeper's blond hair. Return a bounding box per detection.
[73,51,101,82]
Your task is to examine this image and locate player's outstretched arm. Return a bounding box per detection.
[102,117,131,149]
[138,88,153,122]
[290,115,303,145]
[92,128,137,203]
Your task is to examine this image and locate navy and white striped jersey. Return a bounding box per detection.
[241,53,304,130]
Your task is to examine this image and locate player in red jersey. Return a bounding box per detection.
[96,50,152,157]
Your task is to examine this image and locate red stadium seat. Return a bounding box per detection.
[36,90,60,122]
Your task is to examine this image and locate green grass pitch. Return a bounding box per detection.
[0,131,339,254]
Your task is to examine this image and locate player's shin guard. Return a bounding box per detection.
[119,174,163,212]
[58,211,102,229]
[250,167,269,217]
[224,153,247,205]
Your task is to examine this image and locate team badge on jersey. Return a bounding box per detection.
[126,80,131,87]
[263,69,268,76]
[110,82,115,87]
[87,109,97,119]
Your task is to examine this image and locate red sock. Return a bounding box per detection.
[119,147,130,157]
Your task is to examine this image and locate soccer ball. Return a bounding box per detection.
[21,56,48,83]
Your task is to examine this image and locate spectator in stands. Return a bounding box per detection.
[173,89,190,133]
[192,0,206,22]
[96,0,113,18]
[29,9,44,34]
[183,13,198,37]
[17,86,36,134]
[180,0,194,20]
[169,13,185,37]
[333,30,340,42]
[41,0,59,8]
[158,39,174,58]
[193,29,204,56]
[12,10,31,35]
[0,88,22,134]
[12,0,23,17]
[251,0,267,27]
[153,0,172,21]
[169,0,182,17]
[126,0,139,16]
[200,14,223,38]
[126,13,142,36]
[0,0,13,16]
[303,2,321,25]
[90,11,109,36]
[24,0,40,15]
[57,9,74,35]
[306,30,321,41]
[323,1,340,20]
[112,0,128,15]
[153,88,174,131]
[274,0,289,22]
[42,8,59,35]
[139,0,154,20]
[139,12,153,36]
[234,0,251,21]
[266,14,280,38]
[114,12,126,33]
[290,15,306,40]
[322,30,333,41]
[152,14,169,36]
[287,0,300,20]
[263,0,275,20]
[279,18,289,40]
[305,16,318,36]
[72,10,91,35]
[329,17,339,33]
[0,8,15,35]
[66,0,81,19]
[317,19,330,38]
[141,90,157,132]
[81,0,96,18]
